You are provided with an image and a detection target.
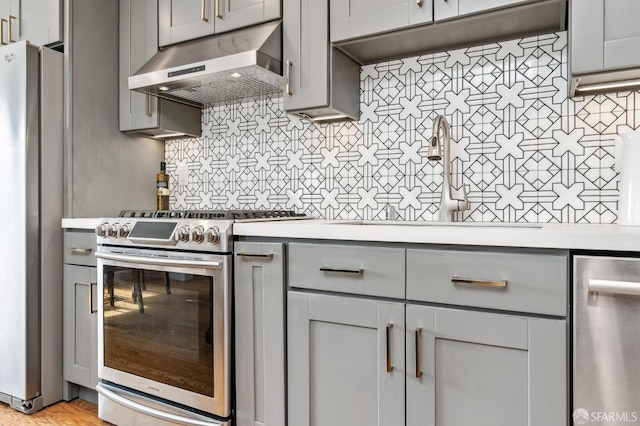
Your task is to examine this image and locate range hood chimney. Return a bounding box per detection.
[129,20,283,108]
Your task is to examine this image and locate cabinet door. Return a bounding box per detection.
[120,0,159,131]
[283,0,328,111]
[234,242,286,426]
[158,0,216,47]
[288,292,404,426]
[330,0,432,42]
[406,305,566,426]
[63,264,99,390]
[572,0,640,74]
[214,0,280,34]
[19,0,62,46]
[435,0,536,21]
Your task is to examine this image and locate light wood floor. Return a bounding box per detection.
[0,399,110,425]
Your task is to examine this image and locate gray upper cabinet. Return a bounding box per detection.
[283,0,359,120]
[120,0,201,137]
[234,242,286,426]
[288,292,405,426]
[19,0,63,46]
[434,0,538,21]
[571,0,640,75]
[406,305,567,426]
[330,0,433,43]
[159,0,280,47]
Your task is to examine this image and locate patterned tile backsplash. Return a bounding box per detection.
[165,31,640,223]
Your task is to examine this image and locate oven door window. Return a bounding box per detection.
[102,266,215,397]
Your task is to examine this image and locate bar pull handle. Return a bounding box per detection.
[145,95,152,117]
[236,252,274,259]
[319,267,363,275]
[589,279,640,296]
[8,15,16,42]
[415,327,422,378]
[386,323,393,373]
[452,277,507,288]
[285,60,293,95]
[90,282,97,314]
[417,0,423,6]
[1,19,7,45]
[201,0,209,22]
[215,0,223,19]
[69,247,93,254]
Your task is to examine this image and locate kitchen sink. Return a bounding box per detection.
[335,220,543,229]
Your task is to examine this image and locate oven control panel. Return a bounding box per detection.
[96,218,233,252]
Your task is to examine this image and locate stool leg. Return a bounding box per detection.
[136,270,145,314]
[164,272,171,295]
[107,271,115,307]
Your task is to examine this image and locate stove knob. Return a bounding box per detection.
[191,226,205,243]
[108,224,119,238]
[177,226,190,243]
[95,223,108,237]
[205,227,220,244]
[119,224,131,238]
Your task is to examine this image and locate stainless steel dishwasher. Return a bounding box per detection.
[573,255,640,425]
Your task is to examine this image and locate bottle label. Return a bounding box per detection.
[156,181,168,189]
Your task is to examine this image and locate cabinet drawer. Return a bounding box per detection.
[288,243,405,298]
[63,230,97,266]
[407,249,567,316]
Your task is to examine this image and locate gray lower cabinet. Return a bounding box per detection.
[571,0,640,75]
[330,0,432,42]
[159,0,280,47]
[406,304,567,426]
[288,291,405,426]
[63,264,98,391]
[234,242,286,426]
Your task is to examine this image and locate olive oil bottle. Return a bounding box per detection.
[156,162,170,210]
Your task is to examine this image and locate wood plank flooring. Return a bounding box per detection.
[0,399,110,425]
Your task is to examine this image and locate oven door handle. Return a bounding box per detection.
[96,383,229,425]
[96,252,223,270]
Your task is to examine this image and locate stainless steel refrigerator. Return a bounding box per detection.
[0,41,63,413]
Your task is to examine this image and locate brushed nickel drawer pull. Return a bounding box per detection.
[285,60,293,95]
[319,267,363,275]
[145,94,152,116]
[69,247,93,254]
[452,277,507,288]
[386,323,393,373]
[415,327,422,378]
[236,252,274,259]
[201,0,209,22]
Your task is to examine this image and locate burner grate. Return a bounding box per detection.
[118,209,307,220]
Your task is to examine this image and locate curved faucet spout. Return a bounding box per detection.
[428,115,469,222]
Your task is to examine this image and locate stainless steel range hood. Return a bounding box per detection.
[129,20,283,108]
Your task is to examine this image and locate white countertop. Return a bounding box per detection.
[233,219,640,251]
[61,217,102,229]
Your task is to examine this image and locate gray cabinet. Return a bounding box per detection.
[19,0,63,46]
[571,0,640,75]
[234,242,286,426]
[406,305,566,426]
[288,291,405,426]
[119,0,201,137]
[434,0,537,21]
[159,0,280,47]
[283,0,359,121]
[330,0,432,42]
[63,264,98,391]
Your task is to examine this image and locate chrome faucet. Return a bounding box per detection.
[427,115,470,221]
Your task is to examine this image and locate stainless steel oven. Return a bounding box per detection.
[95,213,234,426]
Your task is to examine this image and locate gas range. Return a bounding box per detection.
[95,209,308,253]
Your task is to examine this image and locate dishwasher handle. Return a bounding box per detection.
[588,279,640,296]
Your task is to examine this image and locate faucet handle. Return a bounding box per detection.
[453,185,470,212]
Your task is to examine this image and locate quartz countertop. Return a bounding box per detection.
[233,219,640,251]
[61,218,102,230]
